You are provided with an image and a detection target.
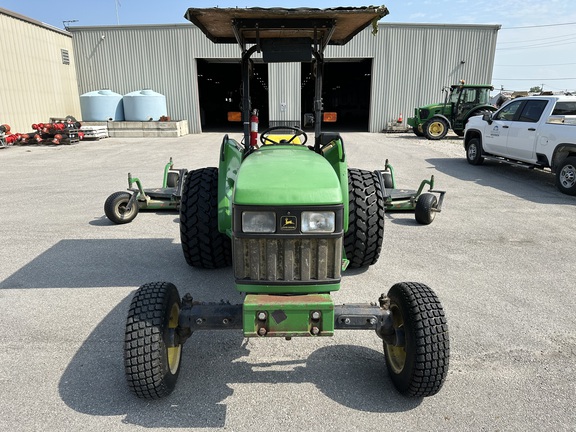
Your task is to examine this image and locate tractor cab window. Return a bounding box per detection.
[461,88,479,104]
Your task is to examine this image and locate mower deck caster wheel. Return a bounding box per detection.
[415,193,437,225]
[104,191,138,224]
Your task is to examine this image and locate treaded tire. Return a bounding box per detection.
[465,138,484,165]
[415,193,437,225]
[180,167,232,268]
[124,282,182,399]
[424,118,449,140]
[384,282,450,397]
[555,156,576,195]
[344,168,385,268]
[412,127,424,137]
[104,191,138,224]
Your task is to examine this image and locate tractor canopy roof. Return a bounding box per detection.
[184,6,389,48]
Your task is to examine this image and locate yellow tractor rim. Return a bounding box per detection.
[429,121,445,137]
[385,303,406,374]
[167,303,182,374]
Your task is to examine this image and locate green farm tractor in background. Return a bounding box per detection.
[408,82,496,140]
[123,6,449,400]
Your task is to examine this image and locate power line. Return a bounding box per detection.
[496,37,576,50]
[498,32,576,44]
[496,62,576,67]
[501,21,576,29]
[494,78,576,81]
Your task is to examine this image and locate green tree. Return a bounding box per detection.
[529,86,542,93]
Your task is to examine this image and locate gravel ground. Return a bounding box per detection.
[0,131,574,431]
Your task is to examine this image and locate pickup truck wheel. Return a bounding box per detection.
[180,167,232,268]
[383,282,450,397]
[104,191,139,224]
[465,138,484,165]
[124,282,183,399]
[556,157,576,195]
[424,118,448,140]
[345,168,385,268]
[415,193,437,225]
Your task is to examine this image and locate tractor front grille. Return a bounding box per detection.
[234,237,342,284]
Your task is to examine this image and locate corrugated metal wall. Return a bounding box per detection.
[0,10,81,133]
[268,63,301,125]
[70,21,499,133]
[369,23,500,132]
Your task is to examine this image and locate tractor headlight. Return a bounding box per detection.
[301,211,335,233]
[242,211,276,233]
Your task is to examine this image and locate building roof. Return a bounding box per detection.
[0,7,70,36]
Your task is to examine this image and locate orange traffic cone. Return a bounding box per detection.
[397,113,403,123]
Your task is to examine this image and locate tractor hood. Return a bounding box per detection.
[234,146,342,206]
[420,102,449,113]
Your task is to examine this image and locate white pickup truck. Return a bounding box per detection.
[463,95,576,195]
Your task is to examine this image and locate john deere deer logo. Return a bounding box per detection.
[281,216,297,230]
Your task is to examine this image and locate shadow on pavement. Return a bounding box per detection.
[427,157,575,205]
[58,295,421,428]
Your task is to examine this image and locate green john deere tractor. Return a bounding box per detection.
[407,82,496,140]
[123,6,450,400]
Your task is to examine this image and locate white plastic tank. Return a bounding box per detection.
[123,89,167,121]
[80,89,124,121]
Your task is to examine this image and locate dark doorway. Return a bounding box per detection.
[301,59,372,131]
[197,59,269,132]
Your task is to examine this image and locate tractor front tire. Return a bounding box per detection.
[104,191,139,224]
[415,193,437,225]
[124,282,183,399]
[345,169,385,268]
[412,127,424,137]
[383,282,450,397]
[180,167,232,268]
[424,118,449,140]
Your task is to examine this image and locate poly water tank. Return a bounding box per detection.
[80,89,124,121]
[123,89,167,121]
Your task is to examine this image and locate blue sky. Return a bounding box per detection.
[3,0,576,92]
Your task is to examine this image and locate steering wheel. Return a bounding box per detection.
[259,126,308,146]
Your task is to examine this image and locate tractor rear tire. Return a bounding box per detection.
[180,167,232,268]
[124,281,183,399]
[415,193,437,225]
[383,282,450,397]
[104,191,139,224]
[345,168,385,268]
[424,118,449,140]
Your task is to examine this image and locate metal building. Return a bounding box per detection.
[0,8,81,133]
[0,5,499,135]
[69,18,499,133]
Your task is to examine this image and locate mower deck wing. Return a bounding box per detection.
[184,6,389,47]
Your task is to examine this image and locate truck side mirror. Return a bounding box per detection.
[482,113,493,124]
